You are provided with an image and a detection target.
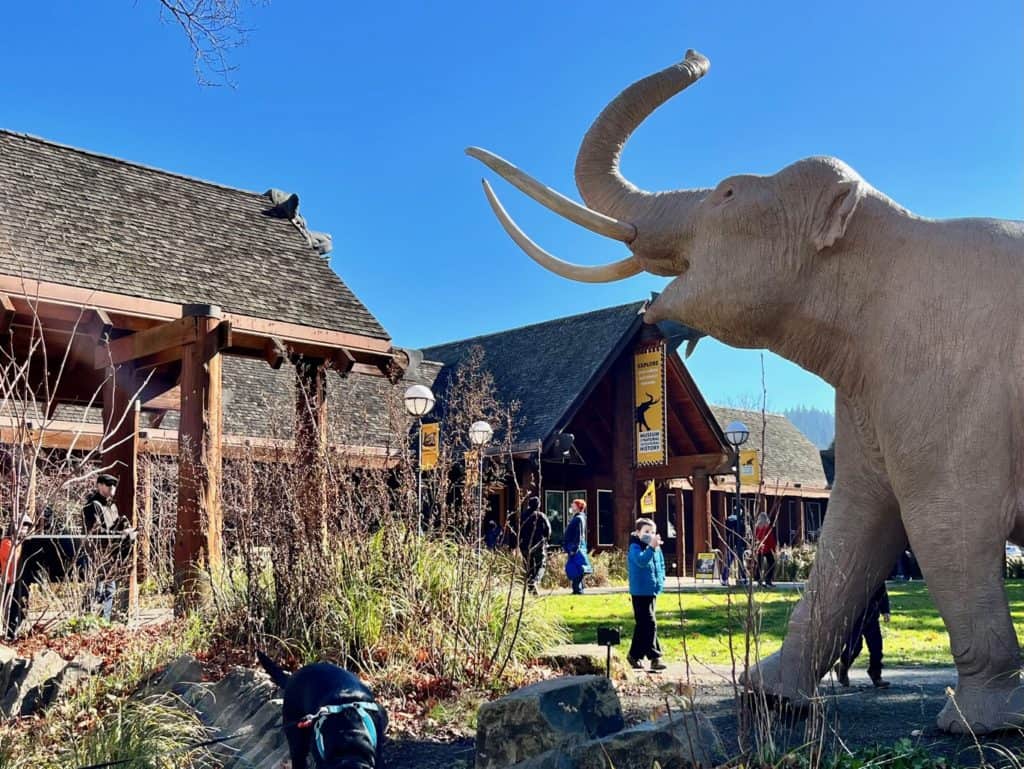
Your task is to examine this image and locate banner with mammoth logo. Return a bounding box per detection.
[634,344,667,466]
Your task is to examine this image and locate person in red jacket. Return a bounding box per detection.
[754,512,777,588]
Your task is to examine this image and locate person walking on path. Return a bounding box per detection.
[754,511,777,587]
[721,505,747,586]
[82,473,134,621]
[518,496,551,595]
[627,517,667,671]
[835,582,891,688]
[563,499,591,595]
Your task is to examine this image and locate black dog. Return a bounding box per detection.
[257,651,388,769]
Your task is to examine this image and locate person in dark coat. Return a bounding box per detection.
[835,583,891,688]
[1,515,33,640]
[484,519,502,550]
[562,499,590,595]
[627,518,667,670]
[518,497,551,595]
[721,505,748,586]
[81,474,133,621]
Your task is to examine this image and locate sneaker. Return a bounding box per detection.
[627,655,644,670]
[649,659,668,672]
[834,663,850,687]
[870,675,890,689]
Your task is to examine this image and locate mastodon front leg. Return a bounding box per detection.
[743,397,903,701]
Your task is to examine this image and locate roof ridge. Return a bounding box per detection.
[0,129,271,201]
[711,404,788,419]
[421,300,646,352]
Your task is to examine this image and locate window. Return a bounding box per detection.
[597,490,615,546]
[805,502,823,542]
[661,492,678,539]
[545,490,566,545]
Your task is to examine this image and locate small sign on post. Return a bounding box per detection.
[596,626,622,678]
[695,552,718,581]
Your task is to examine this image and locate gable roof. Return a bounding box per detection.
[422,302,647,446]
[0,130,388,340]
[710,406,829,489]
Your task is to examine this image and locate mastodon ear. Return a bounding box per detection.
[813,180,863,251]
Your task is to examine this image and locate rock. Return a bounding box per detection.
[1,649,68,717]
[149,654,203,695]
[229,697,289,769]
[510,710,724,769]
[476,675,624,769]
[0,645,17,695]
[537,644,634,681]
[50,650,106,703]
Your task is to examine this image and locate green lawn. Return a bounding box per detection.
[541,582,1024,668]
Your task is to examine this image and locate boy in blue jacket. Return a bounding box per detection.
[627,518,667,671]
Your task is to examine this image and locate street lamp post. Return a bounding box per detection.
[723,420,750,580]
[469,420,493,552]
[404,385,435,535]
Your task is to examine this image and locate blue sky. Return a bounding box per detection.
[2,1,1020,413]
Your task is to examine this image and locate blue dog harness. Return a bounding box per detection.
[298,701,380,758]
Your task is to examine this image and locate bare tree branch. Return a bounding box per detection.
[155,0,263,86]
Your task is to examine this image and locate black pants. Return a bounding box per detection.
[629,595,662,661]
[757,552,776,585]
[840,611,883,678]
[522,547,546,592]
[5,579,29,639]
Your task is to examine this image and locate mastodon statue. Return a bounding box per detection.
[468,50,1024,734]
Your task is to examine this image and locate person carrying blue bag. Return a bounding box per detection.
[562,499,591,595]
[627,517,667,671]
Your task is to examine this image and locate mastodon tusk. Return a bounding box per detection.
[480,179,642,283]
[467,147,637,243]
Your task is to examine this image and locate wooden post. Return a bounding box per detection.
[674,488,685,578]
[138,459,153,583]
[174,304,223,611]
[295,357,328,544]
[612,357,635,547]
[797,497,806,545]
[101,370,140,620]
[691,473,712,568]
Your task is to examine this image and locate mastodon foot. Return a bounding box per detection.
[937,682,1024,735]
[739,650,818,706]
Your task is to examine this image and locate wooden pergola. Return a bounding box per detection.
[1,274,398,607]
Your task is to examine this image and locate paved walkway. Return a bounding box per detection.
[542,577,805,596]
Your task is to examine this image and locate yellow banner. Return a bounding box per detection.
[640,480,657,514]
[634,344,667,466]
[420,423,439,471]
[739,449,761,486]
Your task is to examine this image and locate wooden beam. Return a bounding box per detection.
[635,452,730,482]
[264,338,286,370]
[143,387,181,411]
[0,275,392,354]
[95,316,199,369]
[174,306,223,611]
[330,347,356,377]
[0,293,14,337]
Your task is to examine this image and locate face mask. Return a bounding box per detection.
[639,532,653,544]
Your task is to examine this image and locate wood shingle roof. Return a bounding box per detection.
[0,130,388,340]
[711,406,829,490]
